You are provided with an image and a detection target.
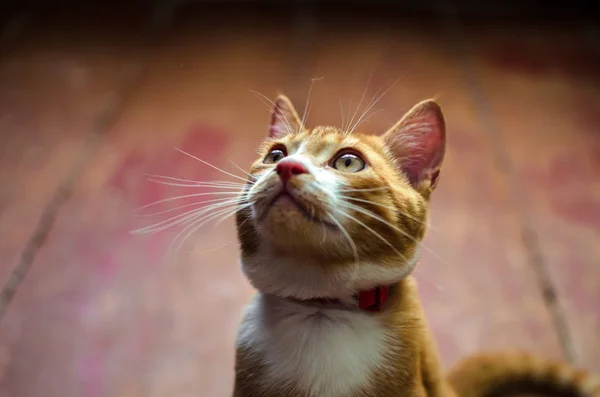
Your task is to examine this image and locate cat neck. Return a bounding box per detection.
[283,284,391,312]
[241,248,420,305]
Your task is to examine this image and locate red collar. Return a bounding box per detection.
[295,285,390,312]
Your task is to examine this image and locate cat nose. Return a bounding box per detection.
[276,158,308,182]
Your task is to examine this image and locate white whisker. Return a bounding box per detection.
[350,108,384,133]
[337,200,412,240]
[166,205,239,261]
[334,208,406,261]
[343,200,418,236]
[301,76,323,128]
[132,208,206,235]
[339,195,432,228]
[167,202,253,262]
[345,85,382,136]
[136,191,243,211]
[145,174,245,187]
[348,80,399,135]
[337,201,448,265]
[136,196,241,217]
[175,147,253,184]
[250,89,293,135]
[338,96,346,132]
[146,178,247,189]
[213,201,254,228]
[339,196,397,212]
[228,160,256,181]
[327,214,359,265]
[132,198,242,235]
[346,99,352,131]
[345,71,373,136]
[308,182,334,197]
[338,187,389,193]
[188,243,230,255]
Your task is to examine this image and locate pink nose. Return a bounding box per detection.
[276,158,308,182]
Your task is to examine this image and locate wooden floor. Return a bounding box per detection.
[0,3,599,396]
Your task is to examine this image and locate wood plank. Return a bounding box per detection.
[0,9,166,396]
[468,26,600,372]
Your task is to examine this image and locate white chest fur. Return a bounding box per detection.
[236,294,387,397]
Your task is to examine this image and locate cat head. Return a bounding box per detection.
[236,94,445,300]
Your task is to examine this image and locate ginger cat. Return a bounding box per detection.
[232,95,600,397]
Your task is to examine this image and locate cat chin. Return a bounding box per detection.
[254,212,341,250]
[255,196,337,232]
[240,250,419,300]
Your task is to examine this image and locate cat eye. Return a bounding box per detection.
[332,153,366,173]
[263,148,286,164]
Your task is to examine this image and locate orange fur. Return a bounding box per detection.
[232,95,599,397]
[448,353,600,397]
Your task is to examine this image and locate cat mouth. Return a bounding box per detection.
[269,192,313,218]
[264,191,337,229]
[272,192,302,208]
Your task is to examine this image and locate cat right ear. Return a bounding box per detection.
[382,99,446,194]
[269,95,303,138]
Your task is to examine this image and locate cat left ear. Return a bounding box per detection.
[268,95,303,138]
[383,99,446,193]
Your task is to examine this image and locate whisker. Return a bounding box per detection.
[337,200,413,240]
[413,267,446,293]
[346,99,352,131]
[345,71,373,136]
[228,160,256,181]
[146,178,247,189]
[345,86,382,136]
[188,243,230,255]
[301,76,324,128]
[327,214,359,265]
[213,201,254,228]
[338,96,346,132]
[333,208,407,261]
[348,79,399,135]
[167,202,253,261]
[132,198,242,235]
[338,195,431,228]
[250,89,293,135]
[350,108,384,133]
[338,187,389,193]
[339,196,396,212]
[132,207,207,235]
[175,147,253,184]
[316,184,435,230]
[145,174,245,187]
[235,211,253,232]
[166,205,239,261]
[136,196,241,217]
[135,191,243,211]
[309,182,334,197]
[336,201,448,265]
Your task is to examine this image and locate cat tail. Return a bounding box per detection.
[447,352,600,397]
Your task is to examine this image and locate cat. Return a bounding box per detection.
[231,94,600,397]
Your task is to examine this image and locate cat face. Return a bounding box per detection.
[236,95,445,299]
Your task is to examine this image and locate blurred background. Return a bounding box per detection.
[0,0,599,396]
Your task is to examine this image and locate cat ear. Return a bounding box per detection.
[268,95,303,138]
[383,99,446,193]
